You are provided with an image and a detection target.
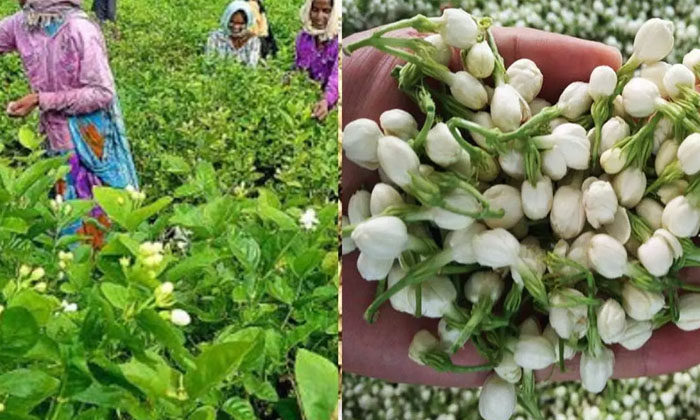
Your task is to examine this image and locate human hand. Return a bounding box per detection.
[341,25,700,388]
[312,98,329,120]
[6,93,39,118]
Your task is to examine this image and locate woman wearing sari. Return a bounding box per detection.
[0,0,139,248]
[295,0,339,121]
[207,1,261,67]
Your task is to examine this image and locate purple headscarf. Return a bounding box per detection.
[23,0,84,30]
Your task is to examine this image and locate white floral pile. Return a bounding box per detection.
[342,7,700,420]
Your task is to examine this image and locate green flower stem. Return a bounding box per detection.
[514,259,549,309]
[523,140,542,185]
[585,272,603,357]
[449,298,493,354]
[421,350,495,373]
[645,160,683,195]
[500,106,563,142]
[445,124,500,180]
[613,55,641,97]
[656,99,700,132]
[423,171,504,219]
[428,87,477,121]
[625,262,664,292]
[628,212,653,243]
[447,117,501,149]
[344,15,439,54]
[504,283,523,315]
[411,87,436,152]
[591,97,613,170]
[405,234,439,254]
[618,112,661,169]
[486,28,508,86]
[519,370,545,420]
[364,249,454,323]
[439,263,480,276]
[679,238,700,268]
[414,285,422,318]
[680,282,700,292]
[375,278,387,300]
[653,310,673,329]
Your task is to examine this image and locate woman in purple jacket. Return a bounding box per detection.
[0,0,138,247]
[295,0,338,121]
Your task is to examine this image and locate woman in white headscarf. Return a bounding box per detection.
[294,0,339,121]
[206,0,261,67]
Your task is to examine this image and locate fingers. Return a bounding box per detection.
[341,251,489,388]
[342,25,623,124]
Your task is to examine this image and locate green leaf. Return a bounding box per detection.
[0,217,29,234]
[18,126,42,150]
[267,276,296,305]
[9,289,58,326]
[136,309,193,369]
[60,200,96,227]
[0,369,59,400]
[100,283,130,310]
[292,250,325,278]
[165,247,221,282]
[257,188,281,209]
[243,374,278,402]
[162,154,191,174]
[0,307,39,357]
[63,361,93,398]
[274,398,302,420]
[228,231,261,270]
[187,406,216,420]
[295,350,338,420]
[87,358,145,398]
[14,157,66,197]
[258,204,297,230]
[126,196,173,231]
[222,397,258,420]
[264,329,286,367]
[0,413,40,420]
[93,187,132,229]
[184,337,259,399]
[73,384,153,420]
[120,353,175,399]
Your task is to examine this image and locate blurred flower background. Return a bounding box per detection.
[342,0,700,418]
[343,0,700,63]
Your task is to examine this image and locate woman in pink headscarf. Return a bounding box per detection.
[0,0,138,248]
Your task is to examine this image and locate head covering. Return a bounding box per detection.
[23,0,83,30]
[300,0,338,42]
[220,1,254,37]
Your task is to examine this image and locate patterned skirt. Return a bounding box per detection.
[53,99,138,249]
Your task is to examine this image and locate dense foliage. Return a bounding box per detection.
[1,0,339,202]
[0,0,339,419]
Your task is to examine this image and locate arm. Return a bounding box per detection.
[0,15,18,55]
[324,49,339,107]
[39,21,115,115]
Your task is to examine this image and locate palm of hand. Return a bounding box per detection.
[342,26,700,387]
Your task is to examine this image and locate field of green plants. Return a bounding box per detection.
[0,1,339,419]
